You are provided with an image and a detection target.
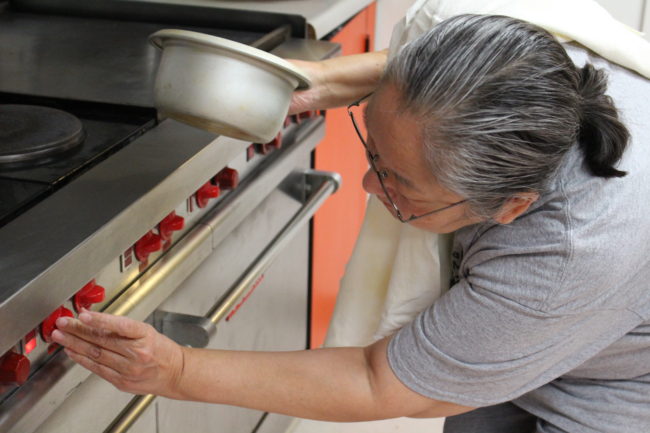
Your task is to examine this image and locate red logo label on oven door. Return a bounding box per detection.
[225,274,265,322]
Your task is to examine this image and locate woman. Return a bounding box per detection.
[52,15,650,432]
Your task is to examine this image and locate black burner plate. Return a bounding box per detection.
[0,96,156,227]
[0,105,85,167]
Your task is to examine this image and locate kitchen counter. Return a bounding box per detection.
[133,0,375,38]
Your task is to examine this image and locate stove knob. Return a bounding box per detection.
[298,110,316,120]
[246,144,256,161]
[135,231,163,262]
[254,141,271,155]
[267,132,282,150]
[41,306,74,343]
[196,182,220,208]
[73,280,106,312]
[159,212,185,240]
[255,132,283,156]
[214,167,239,190]
[0,352,31,386]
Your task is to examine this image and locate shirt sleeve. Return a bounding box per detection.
[386,244,643,407]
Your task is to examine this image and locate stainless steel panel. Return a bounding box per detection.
[270,38,341,61]
[0,120,325,433]
[0,119,240,356]
[31,374,140,433]
[0,223,213,433]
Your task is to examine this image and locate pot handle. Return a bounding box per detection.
[106,170,340,433]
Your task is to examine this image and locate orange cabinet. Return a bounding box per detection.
[311,3,376,348]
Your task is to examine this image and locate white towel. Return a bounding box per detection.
[324,0,650,348]
[325,196,453,346]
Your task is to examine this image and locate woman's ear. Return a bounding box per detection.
[493,193,540,225]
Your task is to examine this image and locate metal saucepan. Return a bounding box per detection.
[149,29,311,143]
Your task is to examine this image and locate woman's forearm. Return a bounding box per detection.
[175,345,383,422]
[53,312,472,422]
[289,50,388,113]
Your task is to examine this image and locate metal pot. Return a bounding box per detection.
[149,29,311,143]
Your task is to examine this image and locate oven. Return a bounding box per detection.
[0,1,340,432]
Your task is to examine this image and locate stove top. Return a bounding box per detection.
[0,95,157,226]
[0,2,302,228]
[0,11,272,107]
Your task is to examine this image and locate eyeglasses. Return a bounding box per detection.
[347,94,467,223]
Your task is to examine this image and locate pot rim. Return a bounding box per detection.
[149,29,311,90]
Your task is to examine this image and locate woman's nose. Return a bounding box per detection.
[362,168,398,201]
[362,168,382,196]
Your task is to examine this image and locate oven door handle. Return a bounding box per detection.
[105,169,340,433]
[152,169,340,347]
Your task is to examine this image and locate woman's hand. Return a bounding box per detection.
[51,310,185,398]
[287,50,389,115]
[287,59,328,115]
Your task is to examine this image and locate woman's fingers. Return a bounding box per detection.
[52,329,133,374]
[53,316,134,358]
[77,310,148,339]
[64,348,124,386]
[53,311,186,398]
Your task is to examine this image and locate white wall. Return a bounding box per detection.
[646,0,650,40]
[595,0,649,41]
[375,0,650,46]
[374,0,413,50]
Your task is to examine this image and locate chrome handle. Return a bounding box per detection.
[106,170,340,433]
[206,169,340,325]
[155,170,340,347]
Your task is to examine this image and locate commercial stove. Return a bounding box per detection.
[0,1,340,432]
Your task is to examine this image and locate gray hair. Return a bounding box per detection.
[382,14,629,218]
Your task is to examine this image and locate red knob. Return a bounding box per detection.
[256,132,282,155]
[298,110,316,120]
[214,167,239,190]
[267,132,282,150]
[135,231,162,262]
[246,144,256,161]
[41,306,74,343]
[159,212,185,240]
[73,280,106,312]
[0,352,31,385]
[196,182,220,208]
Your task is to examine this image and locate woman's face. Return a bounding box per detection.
[361,85,482,233]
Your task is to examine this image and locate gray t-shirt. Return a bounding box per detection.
[387,45,650,433]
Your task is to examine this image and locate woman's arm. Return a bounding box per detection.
[288,49,388,114]
[52,311,473,421]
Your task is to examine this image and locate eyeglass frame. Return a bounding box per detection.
[347,93,468,223]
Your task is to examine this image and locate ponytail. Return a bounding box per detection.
[577,64,629,178]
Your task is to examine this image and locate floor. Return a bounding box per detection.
[288,417,445,433]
